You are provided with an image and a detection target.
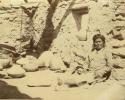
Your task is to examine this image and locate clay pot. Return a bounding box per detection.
[0,58,12,68]
[23,63,38,72]
[7,64,25,78]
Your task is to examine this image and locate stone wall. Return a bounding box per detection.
[0,0,125,69]
[0,0,49,53]
[49,0,125,68]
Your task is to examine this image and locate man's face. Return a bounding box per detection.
[94,38,104,51]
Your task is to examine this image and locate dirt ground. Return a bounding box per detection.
[0,70,116,100]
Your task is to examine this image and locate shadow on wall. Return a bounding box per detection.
[37,0,60,53]
[72,12,82,31]
[0,80,41,99]
[37,0,76,54]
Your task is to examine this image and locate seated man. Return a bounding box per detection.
[85,34,112,82]
[56,34,112,88]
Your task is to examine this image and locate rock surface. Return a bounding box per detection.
[0,0,125,83]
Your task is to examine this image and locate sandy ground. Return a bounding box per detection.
[0,71,115,100]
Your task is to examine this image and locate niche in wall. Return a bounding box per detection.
[71,4,89,41]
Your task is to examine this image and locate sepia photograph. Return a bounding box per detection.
[0,0,125,100]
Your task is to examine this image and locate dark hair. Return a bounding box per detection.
[92,34,106,51]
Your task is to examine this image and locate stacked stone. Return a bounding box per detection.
[0,2,21,48]
[0,0,125,77]
[0,0,49,53]
[50,0,125,74]
[109,0,125,80]
[50,0,89,69]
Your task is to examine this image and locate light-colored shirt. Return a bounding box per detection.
[86,48,112,72]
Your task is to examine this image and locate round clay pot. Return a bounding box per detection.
[23,63,38,72]
[7,64,25,78]
[0,58,12,68]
